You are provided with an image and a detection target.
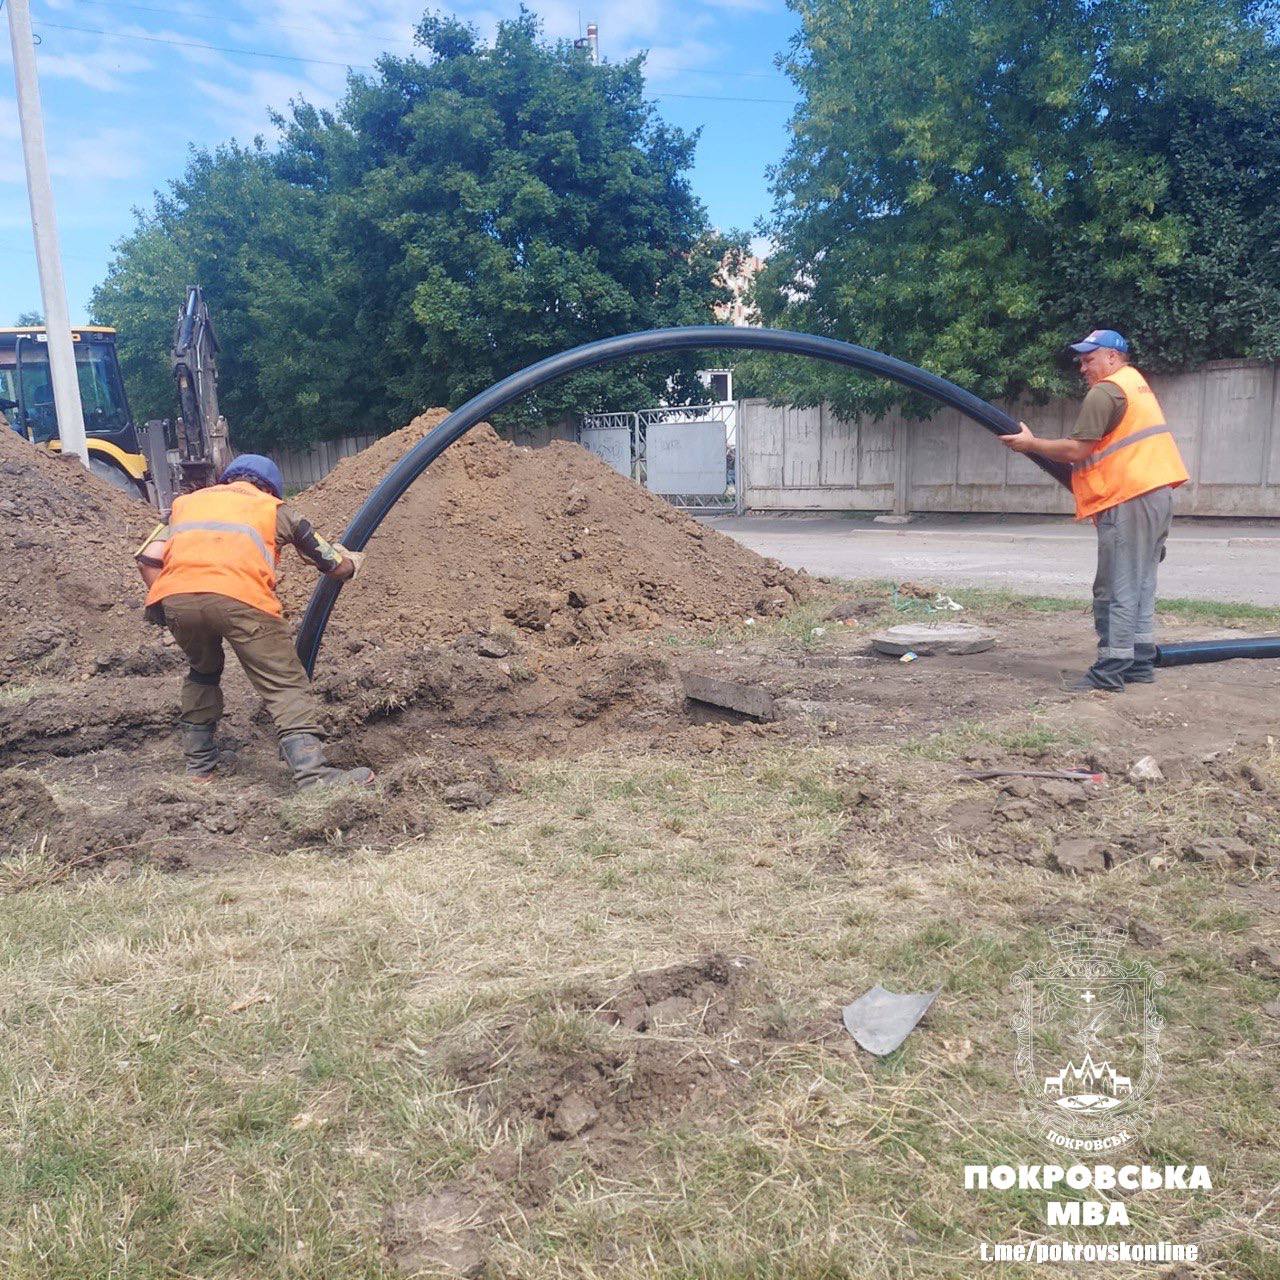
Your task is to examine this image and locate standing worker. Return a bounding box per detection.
[999,330,1189,691]
[135,454,375,785]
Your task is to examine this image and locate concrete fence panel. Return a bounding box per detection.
[269,433,379,493]
[739,359,1280,518]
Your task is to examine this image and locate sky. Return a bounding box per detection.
[0,0,800,324]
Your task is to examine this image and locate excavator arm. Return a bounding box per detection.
[170,285,234,488]
[143,286,237,509]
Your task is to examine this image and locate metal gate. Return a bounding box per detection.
[579,402,737,512]
[578,412,634,478]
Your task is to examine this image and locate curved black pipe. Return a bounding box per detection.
[297,325,1072,674]
[1155,637,1280,667]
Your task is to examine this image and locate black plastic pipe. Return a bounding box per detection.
[1155,637,1280,666]
[296,325,1072,674]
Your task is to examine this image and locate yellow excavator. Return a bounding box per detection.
[0,287,235,507]
[0,323,151,498]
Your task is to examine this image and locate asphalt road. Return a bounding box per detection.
[710,513,1280,606]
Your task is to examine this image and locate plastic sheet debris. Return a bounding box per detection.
[900,651,918,663]
[842,984,942,1056]
[891,584,965,614]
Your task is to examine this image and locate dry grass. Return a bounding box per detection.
[0,679,62,709]
[1,632,1279,1275]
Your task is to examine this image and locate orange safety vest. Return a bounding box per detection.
[1071,364,1189,520]
[146,481,284,617]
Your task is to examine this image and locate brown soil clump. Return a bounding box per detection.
[447,954,768,1150]
[283,411,809,653]
[417,957,777,1232]
[0,429,157,684]
[379,954,819,1273]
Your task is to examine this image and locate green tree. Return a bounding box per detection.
[755,0,1280,417]
[90,143,323,440]
[92,12,733,447]
[14,311,43,326]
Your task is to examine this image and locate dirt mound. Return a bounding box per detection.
[284,411,809,653]
[447,954,767,1146]
[0,429,156,684]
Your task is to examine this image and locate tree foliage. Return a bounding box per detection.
[91,12,734,447]
[755,0,1280,415]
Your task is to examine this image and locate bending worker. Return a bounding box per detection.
[999,329,1189,691]
[135,454,374,786]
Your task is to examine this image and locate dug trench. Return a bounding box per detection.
[3,410,1280,888]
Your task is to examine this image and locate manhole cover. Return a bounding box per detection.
[870,622,998,656]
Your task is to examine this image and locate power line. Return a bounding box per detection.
[58,0,791,80]
[34,19,796,103]
[36,19,378,70]
[71,0,418,46]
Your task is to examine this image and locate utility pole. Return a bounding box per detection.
[6,0,88,465]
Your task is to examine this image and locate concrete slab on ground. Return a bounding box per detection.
[708,514,1280,606]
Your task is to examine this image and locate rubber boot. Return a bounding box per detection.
[1070,655,1129,693]
[1124,644,1157,685]
[180,719,219,780]
[279,732,374,789]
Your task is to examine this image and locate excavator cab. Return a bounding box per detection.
[0,325,151,499]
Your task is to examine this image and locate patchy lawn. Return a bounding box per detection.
[2,688,1278,1276]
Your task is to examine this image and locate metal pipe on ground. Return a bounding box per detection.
[295,325,1073,675]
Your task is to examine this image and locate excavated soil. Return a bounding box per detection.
[0,413,809,867]
[6,411,1280,885]
[0,428,162,683]
[282,411,809,650]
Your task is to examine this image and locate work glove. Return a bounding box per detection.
[332,543,365,578]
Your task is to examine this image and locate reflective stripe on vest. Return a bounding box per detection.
[146,481,284,617]
[1069,365,1189,520]
[1071,423,1178,475]
[167,519,274,570]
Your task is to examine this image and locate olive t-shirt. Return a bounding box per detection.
[1071,382,1126,441]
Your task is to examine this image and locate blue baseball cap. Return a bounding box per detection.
[1069,329,1129,355]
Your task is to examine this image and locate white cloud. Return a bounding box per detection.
[0,102,19,144]
[0,125,146,187]
[191,64,350,142]
[641,38,722,85]
[113,23,233,70]
[37,48,154,92]
[235,0,421,68]
[48,126,150,182]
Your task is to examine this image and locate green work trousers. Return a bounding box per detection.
[160,592,322,737]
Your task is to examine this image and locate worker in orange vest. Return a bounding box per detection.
[135,454,375,785]
[999,330,1189,691]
